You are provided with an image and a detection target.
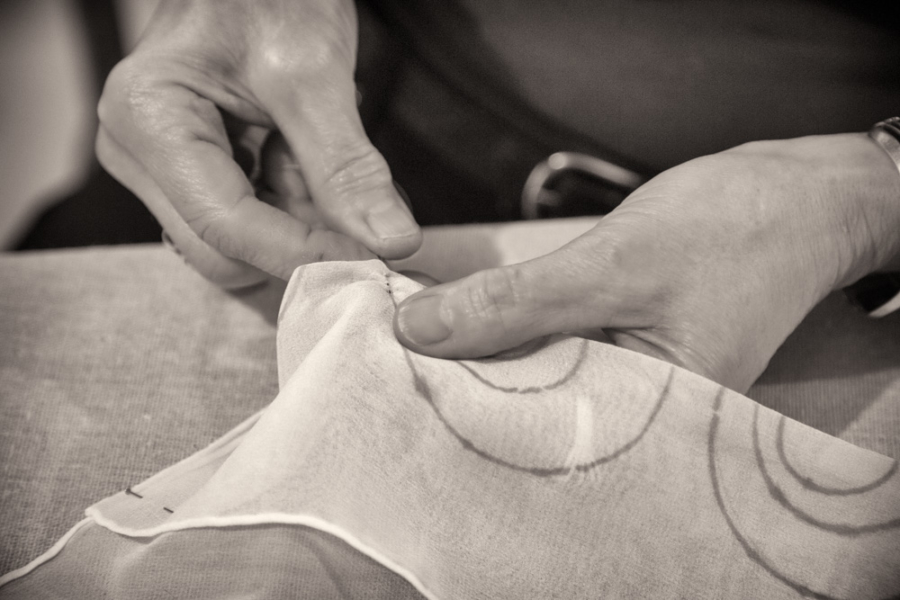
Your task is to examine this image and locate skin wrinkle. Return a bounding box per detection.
[555,236,620,298]
[611,326,724,388]
[101,1,900,388]
[168,137,247,213]
[126,85,362,270]
[103,59,272,149]
[596,227,771,390]
[462,267,529,341]
[320,148,394,204]
[190,195,261,259]
[97,0,409,290]
[95,127,266,288]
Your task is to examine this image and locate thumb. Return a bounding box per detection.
[393,240,635,358]
[266,74,422,260]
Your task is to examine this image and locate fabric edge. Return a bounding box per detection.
[0,518,94,588]
[85,511,441,600]
[124,409,265,496]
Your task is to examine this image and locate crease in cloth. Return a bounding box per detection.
[1,259,899,600]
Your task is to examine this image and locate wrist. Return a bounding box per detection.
[725,133,900,300]
[784,133,900,289]
[839,131,900,280]
[865,121,900,274]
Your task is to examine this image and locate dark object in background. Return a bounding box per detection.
[15,0,647,251]
[16,0,900,249]
[16,0,163,250]
[15,166,163,250]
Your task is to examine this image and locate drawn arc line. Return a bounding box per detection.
[453,338,589,394]
[753,406,900,535]
[775,416,898,496]
[404,347,671,477]
[710,392,843,600]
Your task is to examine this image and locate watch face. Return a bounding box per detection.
[845,272,900,314]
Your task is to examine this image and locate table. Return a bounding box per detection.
[2,219,898,575]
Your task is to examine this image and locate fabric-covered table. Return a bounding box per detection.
[1,218,899,588]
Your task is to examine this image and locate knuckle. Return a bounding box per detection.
[98,59,181,143]
[322,146,393,199]
[464,267,526,332]
[187,196,262,267]
[264,39,338,78]
[256,15,354,81]
[98,59,147,126]
[186,208,230,255]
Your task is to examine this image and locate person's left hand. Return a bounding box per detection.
[97,0,420,289]
[393,133,900,393]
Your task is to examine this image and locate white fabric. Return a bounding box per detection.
[2,258,898,599]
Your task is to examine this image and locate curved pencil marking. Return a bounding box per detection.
[571,368,671,473]
[753,407,900,535]
[776,416,898,496]
[453,339,589,394]
[708,391,838,599]
[404,347,670,477]
[479,335,552,362]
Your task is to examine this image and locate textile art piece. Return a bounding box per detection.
[1,260,898,598]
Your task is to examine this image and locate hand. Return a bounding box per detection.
[394,134,900,393]
[97,0,421,288]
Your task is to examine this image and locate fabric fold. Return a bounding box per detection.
[2,259,898,599]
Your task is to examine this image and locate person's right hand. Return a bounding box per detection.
[97,0,421,288]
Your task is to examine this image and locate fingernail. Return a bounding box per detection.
[397,294,451,346]
[367,203,418,240]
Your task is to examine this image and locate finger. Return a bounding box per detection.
[259,133,328,229]
[264,72,422,260]
[101,82,375,280]
[96,125,269,289]
[393,235,645,358]
[261,132,311,203]
[258,189,325,229]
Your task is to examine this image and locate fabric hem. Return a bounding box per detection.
[85,510,441,600]
[0,517,93,588]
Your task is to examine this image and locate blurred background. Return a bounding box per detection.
[2,0,898,252]
[0,0,159,249]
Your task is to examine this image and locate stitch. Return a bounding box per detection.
[125,487,143,499]
[162,507,174,514]
[385,272,395,299]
